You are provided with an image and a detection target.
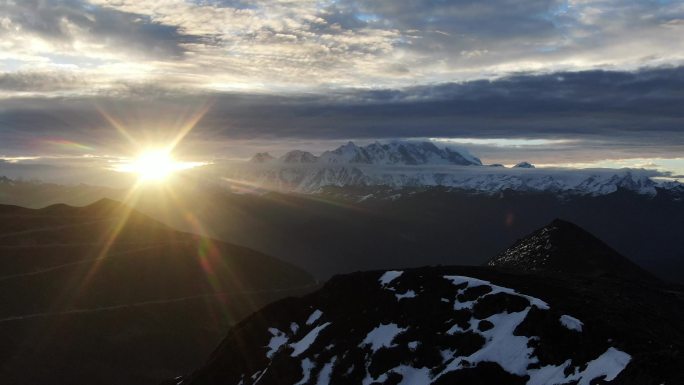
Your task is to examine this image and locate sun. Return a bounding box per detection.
[131,150,177,181]
[115,148,204,182]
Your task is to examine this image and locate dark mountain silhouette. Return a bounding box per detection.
[0,199,315,385]
[0,177,121,208]
[2,178,684,284]
[488,219,659,282]
[174,265,684,385]
[131,185,684,283]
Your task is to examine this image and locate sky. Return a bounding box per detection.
[1,0,684,183]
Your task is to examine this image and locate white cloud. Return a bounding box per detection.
[0,0,681,96]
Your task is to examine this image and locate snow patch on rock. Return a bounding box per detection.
[395,290,417,300]
[379,270,403,287]
[290,322,331,357]
[266,328,289,359]
[444,275,549,309]
[306,309,323,325]
[361,323,407,353]
[560,314,584,332]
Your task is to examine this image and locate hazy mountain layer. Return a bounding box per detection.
[2,178,683,283]
[0,200,315,385]
[133,185,684,283]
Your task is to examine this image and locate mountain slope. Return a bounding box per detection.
[0,199,316,385]
[175,266,684,385]
[488,219,658,282]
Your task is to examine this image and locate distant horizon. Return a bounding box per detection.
[1,138,680,189]
[1,1,683,185]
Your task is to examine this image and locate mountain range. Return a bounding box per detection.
[220,141,681,196]
[170,220,684,385]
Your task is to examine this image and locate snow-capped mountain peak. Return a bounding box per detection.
[319,141,368,164]
[318,141,482,166]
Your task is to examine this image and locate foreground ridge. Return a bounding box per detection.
[176,265,683,385]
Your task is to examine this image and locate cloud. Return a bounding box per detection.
[189,66,684,145]
[0,66,682,164]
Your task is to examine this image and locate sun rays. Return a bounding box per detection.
[71,100,333,323]
[99,102,213,184]
[72,102,231,307]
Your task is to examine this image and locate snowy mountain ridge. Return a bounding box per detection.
[227,141,680,196]
[176,267,635,385]
[251,141,482,166]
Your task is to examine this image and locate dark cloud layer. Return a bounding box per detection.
[196,66,684,146]
[0,66,683,158]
